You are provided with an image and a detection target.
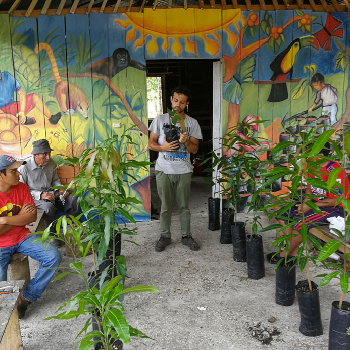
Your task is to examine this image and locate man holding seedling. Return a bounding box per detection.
[149,86,202,252]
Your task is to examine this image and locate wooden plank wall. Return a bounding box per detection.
[0,10,349,217]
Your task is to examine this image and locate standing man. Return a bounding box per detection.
[19,139,80,245]
[0,155,61,318]
[149,86,203,252]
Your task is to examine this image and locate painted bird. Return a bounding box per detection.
[267,35,319,103]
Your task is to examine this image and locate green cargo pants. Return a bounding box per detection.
[155,171,192,238]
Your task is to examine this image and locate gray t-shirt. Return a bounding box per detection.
[149,113,203,174]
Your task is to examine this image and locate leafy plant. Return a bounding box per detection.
[39,129,156,349]
[204,120,269,229]
[258,128,336,291]
[315,127,350,310]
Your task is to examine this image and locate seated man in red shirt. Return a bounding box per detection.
[0,155,61,318]
[269,142,348,263]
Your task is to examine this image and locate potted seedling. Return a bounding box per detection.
[205,119,269,264]
[259,128,336,335]
[315,127,350,349]
[39,129,157,349]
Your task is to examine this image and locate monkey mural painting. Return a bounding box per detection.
[1,10,350,219]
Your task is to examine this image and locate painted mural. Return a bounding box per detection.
[0,9,349,219]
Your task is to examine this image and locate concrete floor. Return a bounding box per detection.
[20,174,347,350]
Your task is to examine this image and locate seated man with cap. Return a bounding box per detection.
[0,155,61,318]
[19,139,80,246]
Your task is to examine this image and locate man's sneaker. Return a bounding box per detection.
[182,235,200,251]
[155,236,172,252]
[17,293,32,319]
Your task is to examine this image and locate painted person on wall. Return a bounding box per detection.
[308,73,338,126]
[19,139,80,247]
[148,86,203,252]
[0,155,61,318]
[0,70,61,125]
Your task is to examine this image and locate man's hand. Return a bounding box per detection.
[162,135,179,152]
[41,192,55,202]
[19,203,36,215]
[179,132,189,144]
[296,203,311,214]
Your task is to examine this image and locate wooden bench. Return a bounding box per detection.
[0,280,25,350]
[7,209,44,289]
[309,226,350,258]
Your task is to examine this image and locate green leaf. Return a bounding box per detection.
[327,168,343,191]
[317,239,342,262]
[101,275,122,295]
[121,286,158,294]
[296,9,304,16]
[340,272,349,294]
[319,271,340,287]
[309,130,335,156]
[304,200,323,214]
[104,308,130,343]
[344,131,350,155]
[53,272,71,282]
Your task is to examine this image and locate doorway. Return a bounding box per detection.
[146,59,218,219]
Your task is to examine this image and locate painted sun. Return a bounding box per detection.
[114,9,241,57]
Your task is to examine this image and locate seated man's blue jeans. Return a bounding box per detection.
[0,235,61,302]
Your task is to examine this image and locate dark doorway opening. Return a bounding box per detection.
[146,59,216,162]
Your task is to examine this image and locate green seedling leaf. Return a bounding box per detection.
[340,272,349,294]
[317,239,342,263]
[319,271,340,287]
[105,308,130,343]
[344,131,350,155]
[309,130,335,156]
[121,286,159,294]
[327,168,343,191]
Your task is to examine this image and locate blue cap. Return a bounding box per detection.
[0,155,26,171]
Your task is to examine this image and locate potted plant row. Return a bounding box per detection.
[38,128,158,350]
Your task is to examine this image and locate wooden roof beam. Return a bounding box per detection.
[198,0,205,8]
[70,0,80,13]
[4,3,348,16]
[295,0,304,9]
[209,0,216,8]
[271,0,280,10]
[245,0,251,10]
[221,0,226,9]
[100,0,109,12]
[56,0,66,14]
[153,0,158,10]
[41,0,53,14]
[168,0,172,8]
[127,0,134,11]
[343,0,349,7]
[259,0,267,11]
[330,0,340,11]
[184,0,188,9]
[26,0,39,17]
[8,0,22,14]
[113,0,122,12]
[87,0,95,13]
[319,0,329,11]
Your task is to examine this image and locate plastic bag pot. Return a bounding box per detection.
[99,232,121,276]
[88,271,123,350]
[246,234,265,280]
[165,128,179,150]
[220,209,234,244]
[208,197,220,231]
[231,222,246,262]
[295,280,323,336]
[329,301,350,350]
[275,262,296,306]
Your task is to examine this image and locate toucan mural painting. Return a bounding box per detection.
[0,10,349,219]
